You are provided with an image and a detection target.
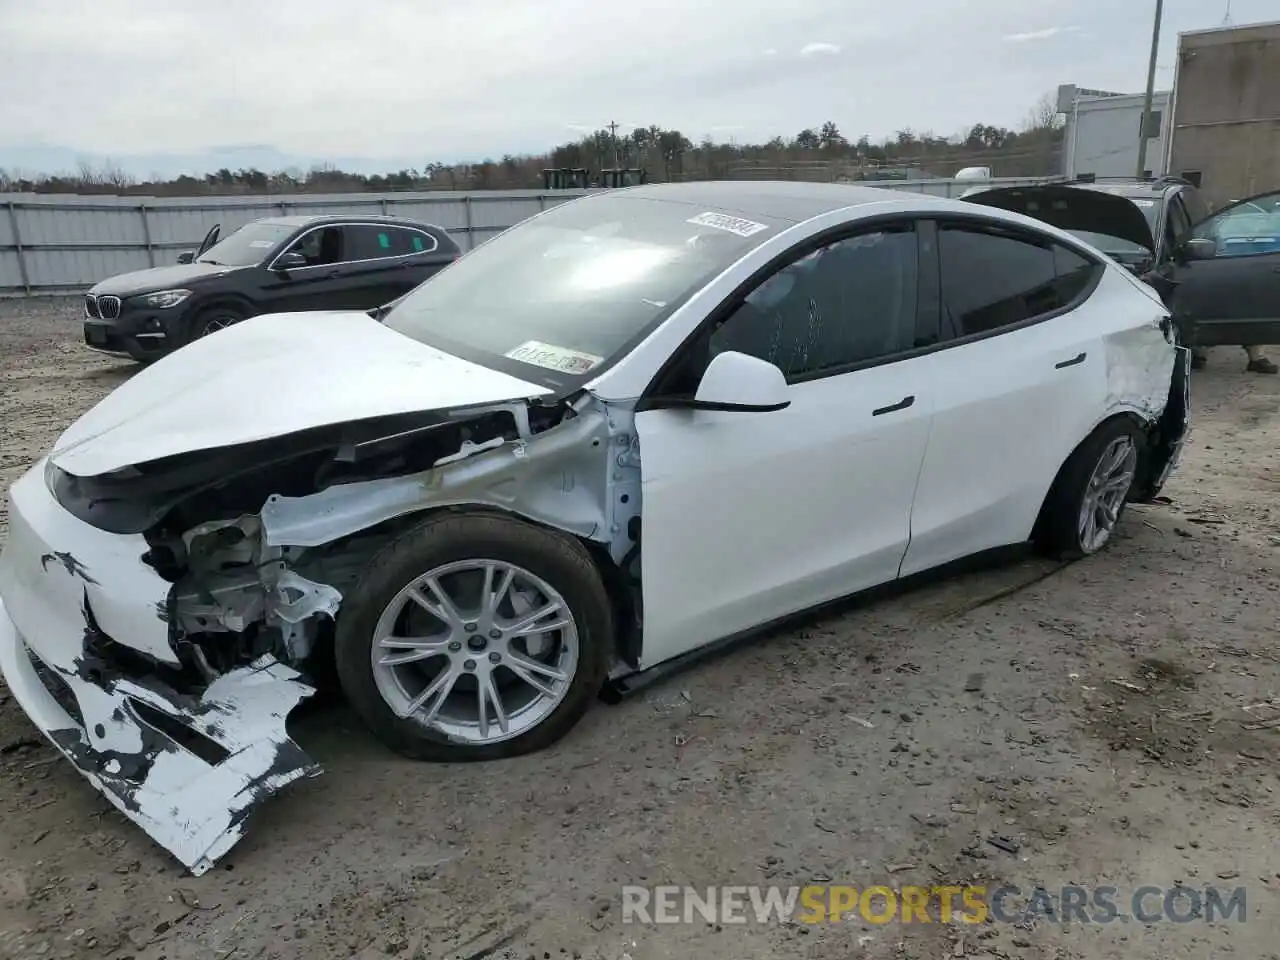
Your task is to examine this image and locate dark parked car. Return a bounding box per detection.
[82,215,461,361]
[964,176,1280,349]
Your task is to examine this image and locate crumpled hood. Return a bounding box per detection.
[964,184,1156,254]
[52,311,550,477]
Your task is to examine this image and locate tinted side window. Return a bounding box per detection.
[939,226,1059,336]
[342,225,402,261]
[286,226,343,266]
[709,224,918,380]
[396,227,439,254]
[1052,243,1101,304]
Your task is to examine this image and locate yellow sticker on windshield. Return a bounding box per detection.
[505,340,604,375]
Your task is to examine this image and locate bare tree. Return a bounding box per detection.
[1025,92,1065,133]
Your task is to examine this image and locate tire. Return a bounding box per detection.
[334,512,614,762]
[184,304,246,345]
[1035,418,1143,561]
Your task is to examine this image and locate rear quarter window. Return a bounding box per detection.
[939,224,1102,338]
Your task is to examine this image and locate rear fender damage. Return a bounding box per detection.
[16,393,642,875]
[1099,311,1190,501]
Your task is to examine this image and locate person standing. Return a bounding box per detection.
[1191,345,1278,373]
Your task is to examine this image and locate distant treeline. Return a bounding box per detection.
[1,96,1065,195]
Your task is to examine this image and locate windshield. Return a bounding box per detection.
[197,221,297,266]
[383,195,783,386]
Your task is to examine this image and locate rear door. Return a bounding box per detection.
[900,220,1111,577]
[1170,188,1280,346]
[381,226,458,299]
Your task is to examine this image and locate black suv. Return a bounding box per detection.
[83,215,461,362]
[965,175,1280,352]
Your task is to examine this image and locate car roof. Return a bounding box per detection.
[252,214,439,229]
[585,181,1120,250]
[613,181,929,223]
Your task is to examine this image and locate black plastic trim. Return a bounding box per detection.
[643,397,791,413]
[1055,352,1087,369]
[872,395,915,416]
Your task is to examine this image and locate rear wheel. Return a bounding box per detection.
[334,513,613,762]
[1035,419,1142,560]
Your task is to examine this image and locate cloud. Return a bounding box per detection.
[799,41,841,56]
[5,0,1276,174]
[1001,25,1079,43]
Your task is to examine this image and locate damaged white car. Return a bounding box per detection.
[0,182,1190,875]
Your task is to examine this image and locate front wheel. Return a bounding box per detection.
[183,304,246,345]
[334,513,614,762]
[1035,419,1142,560]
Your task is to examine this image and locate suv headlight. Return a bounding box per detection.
[139,289,192,309]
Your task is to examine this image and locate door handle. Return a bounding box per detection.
[327,270,341,279]
[872,395,915,416]
[1055,352,1087,369]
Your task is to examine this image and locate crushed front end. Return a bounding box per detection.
[0,464,322,875]
[0,390,637,874]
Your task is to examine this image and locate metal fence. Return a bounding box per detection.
[0,177,1051,296]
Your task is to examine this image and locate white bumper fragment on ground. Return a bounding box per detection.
[0,463,320,876]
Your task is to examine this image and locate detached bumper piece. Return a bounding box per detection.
[2,623,317,875]
[0,465,320,876]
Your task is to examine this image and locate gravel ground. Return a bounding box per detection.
[1,297,1278,960]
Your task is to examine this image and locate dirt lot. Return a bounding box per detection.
[0,298,1278,960]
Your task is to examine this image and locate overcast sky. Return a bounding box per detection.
[0,0,1275,176]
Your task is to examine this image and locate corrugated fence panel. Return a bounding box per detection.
[382,198,469,230]
[148,205,265,246]
[23,245,152,289]
[0,181,1053,295]
[470,196,545,229]
[18,203,146,245]
[0,251,22,291]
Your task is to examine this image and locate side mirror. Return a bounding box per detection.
[688,350,791,412]
[273,252,308,272]
[644,350,791,413]
[176,251,194,264]
[1182,238,1217,262]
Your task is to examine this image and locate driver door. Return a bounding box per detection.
[632,221,935,668]
[1169,189,1280,346]
[260,226,362,313]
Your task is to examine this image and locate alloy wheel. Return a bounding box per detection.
[369,559,579,744]
[200,314,237,336]
[1077,435,1138,553]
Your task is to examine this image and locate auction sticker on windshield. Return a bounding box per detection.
[687,212,769,238]
[505,340,604,374]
